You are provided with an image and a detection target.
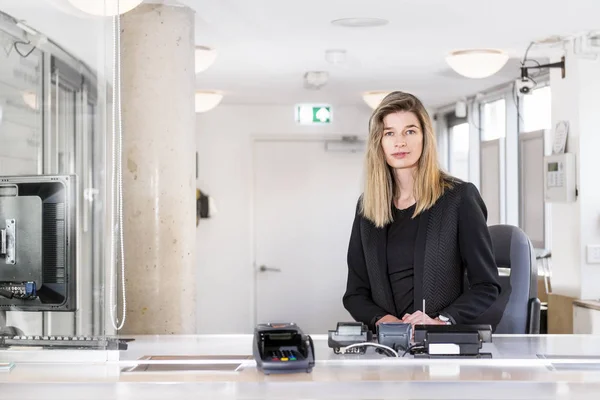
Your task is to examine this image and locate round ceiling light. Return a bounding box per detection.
[195,91,223,113]
[195,46,217,73]
[362,91,391,109]
[331,18,388,28]
[445,49,509,79]
[66,0,144,16]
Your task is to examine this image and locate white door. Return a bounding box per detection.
[253,139,365,334]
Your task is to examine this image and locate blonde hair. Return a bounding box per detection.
[361,91,452,227]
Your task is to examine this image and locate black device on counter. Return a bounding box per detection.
[377,322,412,352]
[252,322,315,374]
[413,324,493,358]
[327,322,371,354]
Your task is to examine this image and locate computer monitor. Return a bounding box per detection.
[0,175,77,311]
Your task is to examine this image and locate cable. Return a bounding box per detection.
[467,97,482,132]
[109,1,127,331]
[116,1,127,331]
[521,42,535,67]
[511,82,524,125]
[13,41,36,58]
[522,59,542,76]
[341,342,399,357]
[403,342,425,357]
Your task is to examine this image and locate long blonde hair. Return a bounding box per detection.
[361,91,452,227]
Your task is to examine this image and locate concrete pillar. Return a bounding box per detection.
[119,3,196,334]
[550,42,600,300]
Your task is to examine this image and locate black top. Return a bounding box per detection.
[387,203,419,318]
[343,180,507,332]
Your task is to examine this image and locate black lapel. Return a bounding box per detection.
[413,208,430,313]
[362,222,396,315]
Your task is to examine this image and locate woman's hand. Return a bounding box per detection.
[375,314,402,326]
[401,311,445,327]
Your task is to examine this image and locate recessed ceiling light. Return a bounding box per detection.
[331,18,388,28]
[325,49,347,65]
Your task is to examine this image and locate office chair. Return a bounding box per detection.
[489,225,541,334]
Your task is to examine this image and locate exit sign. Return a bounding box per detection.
[295,104,332,124]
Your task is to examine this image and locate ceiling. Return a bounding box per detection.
[2,0,600,108]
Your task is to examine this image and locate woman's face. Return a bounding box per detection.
[380,111,424,170]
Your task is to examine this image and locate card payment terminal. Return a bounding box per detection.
[252,322,315,374]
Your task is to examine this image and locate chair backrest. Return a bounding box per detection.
[489,224,540,334]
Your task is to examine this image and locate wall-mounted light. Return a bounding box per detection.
[195,46,217,73]
[362,91,390,109]
[445,49,509,79]
[195,91,223,113]
[66,0,143,16]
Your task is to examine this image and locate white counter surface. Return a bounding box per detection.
[1,334,600,399]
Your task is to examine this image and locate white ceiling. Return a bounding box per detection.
[2,0,600,108]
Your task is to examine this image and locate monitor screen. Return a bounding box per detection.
[0,175,76,311]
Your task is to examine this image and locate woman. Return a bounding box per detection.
[343,91,507,331]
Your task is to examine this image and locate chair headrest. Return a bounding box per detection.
[488,224,530,269]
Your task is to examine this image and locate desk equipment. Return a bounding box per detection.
[544,153,576,203]
[0,175,77,311]
[0,335,128,350]
[327,322,371,354]
[413,324,492,358]
[376,322,412,352]
[0,175,77,336]
[253,323,315,374]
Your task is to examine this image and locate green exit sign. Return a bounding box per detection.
[295,104,332,124]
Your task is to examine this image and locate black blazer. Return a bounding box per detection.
[343,180,507,330]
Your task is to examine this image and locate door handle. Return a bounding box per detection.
[259,265,281,273]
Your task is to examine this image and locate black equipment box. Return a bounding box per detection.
[377,322,412,351]
[413,324,492,358]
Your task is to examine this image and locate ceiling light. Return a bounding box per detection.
[304,71,329,90]
[331,18,388,28]
[325,49,347,65]
[195,91,223,113]
[66,0,143,16]
[445,49,509,79]
[195,46,217,73]
[362,91,390,109]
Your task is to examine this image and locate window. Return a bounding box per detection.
[449,122,470,181]
[522,86,551,133]
[482,99,506,141]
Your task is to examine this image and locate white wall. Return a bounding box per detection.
[195,104,372,333]
[550,47,600,299]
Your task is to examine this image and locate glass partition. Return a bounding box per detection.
[0,5,111,342]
